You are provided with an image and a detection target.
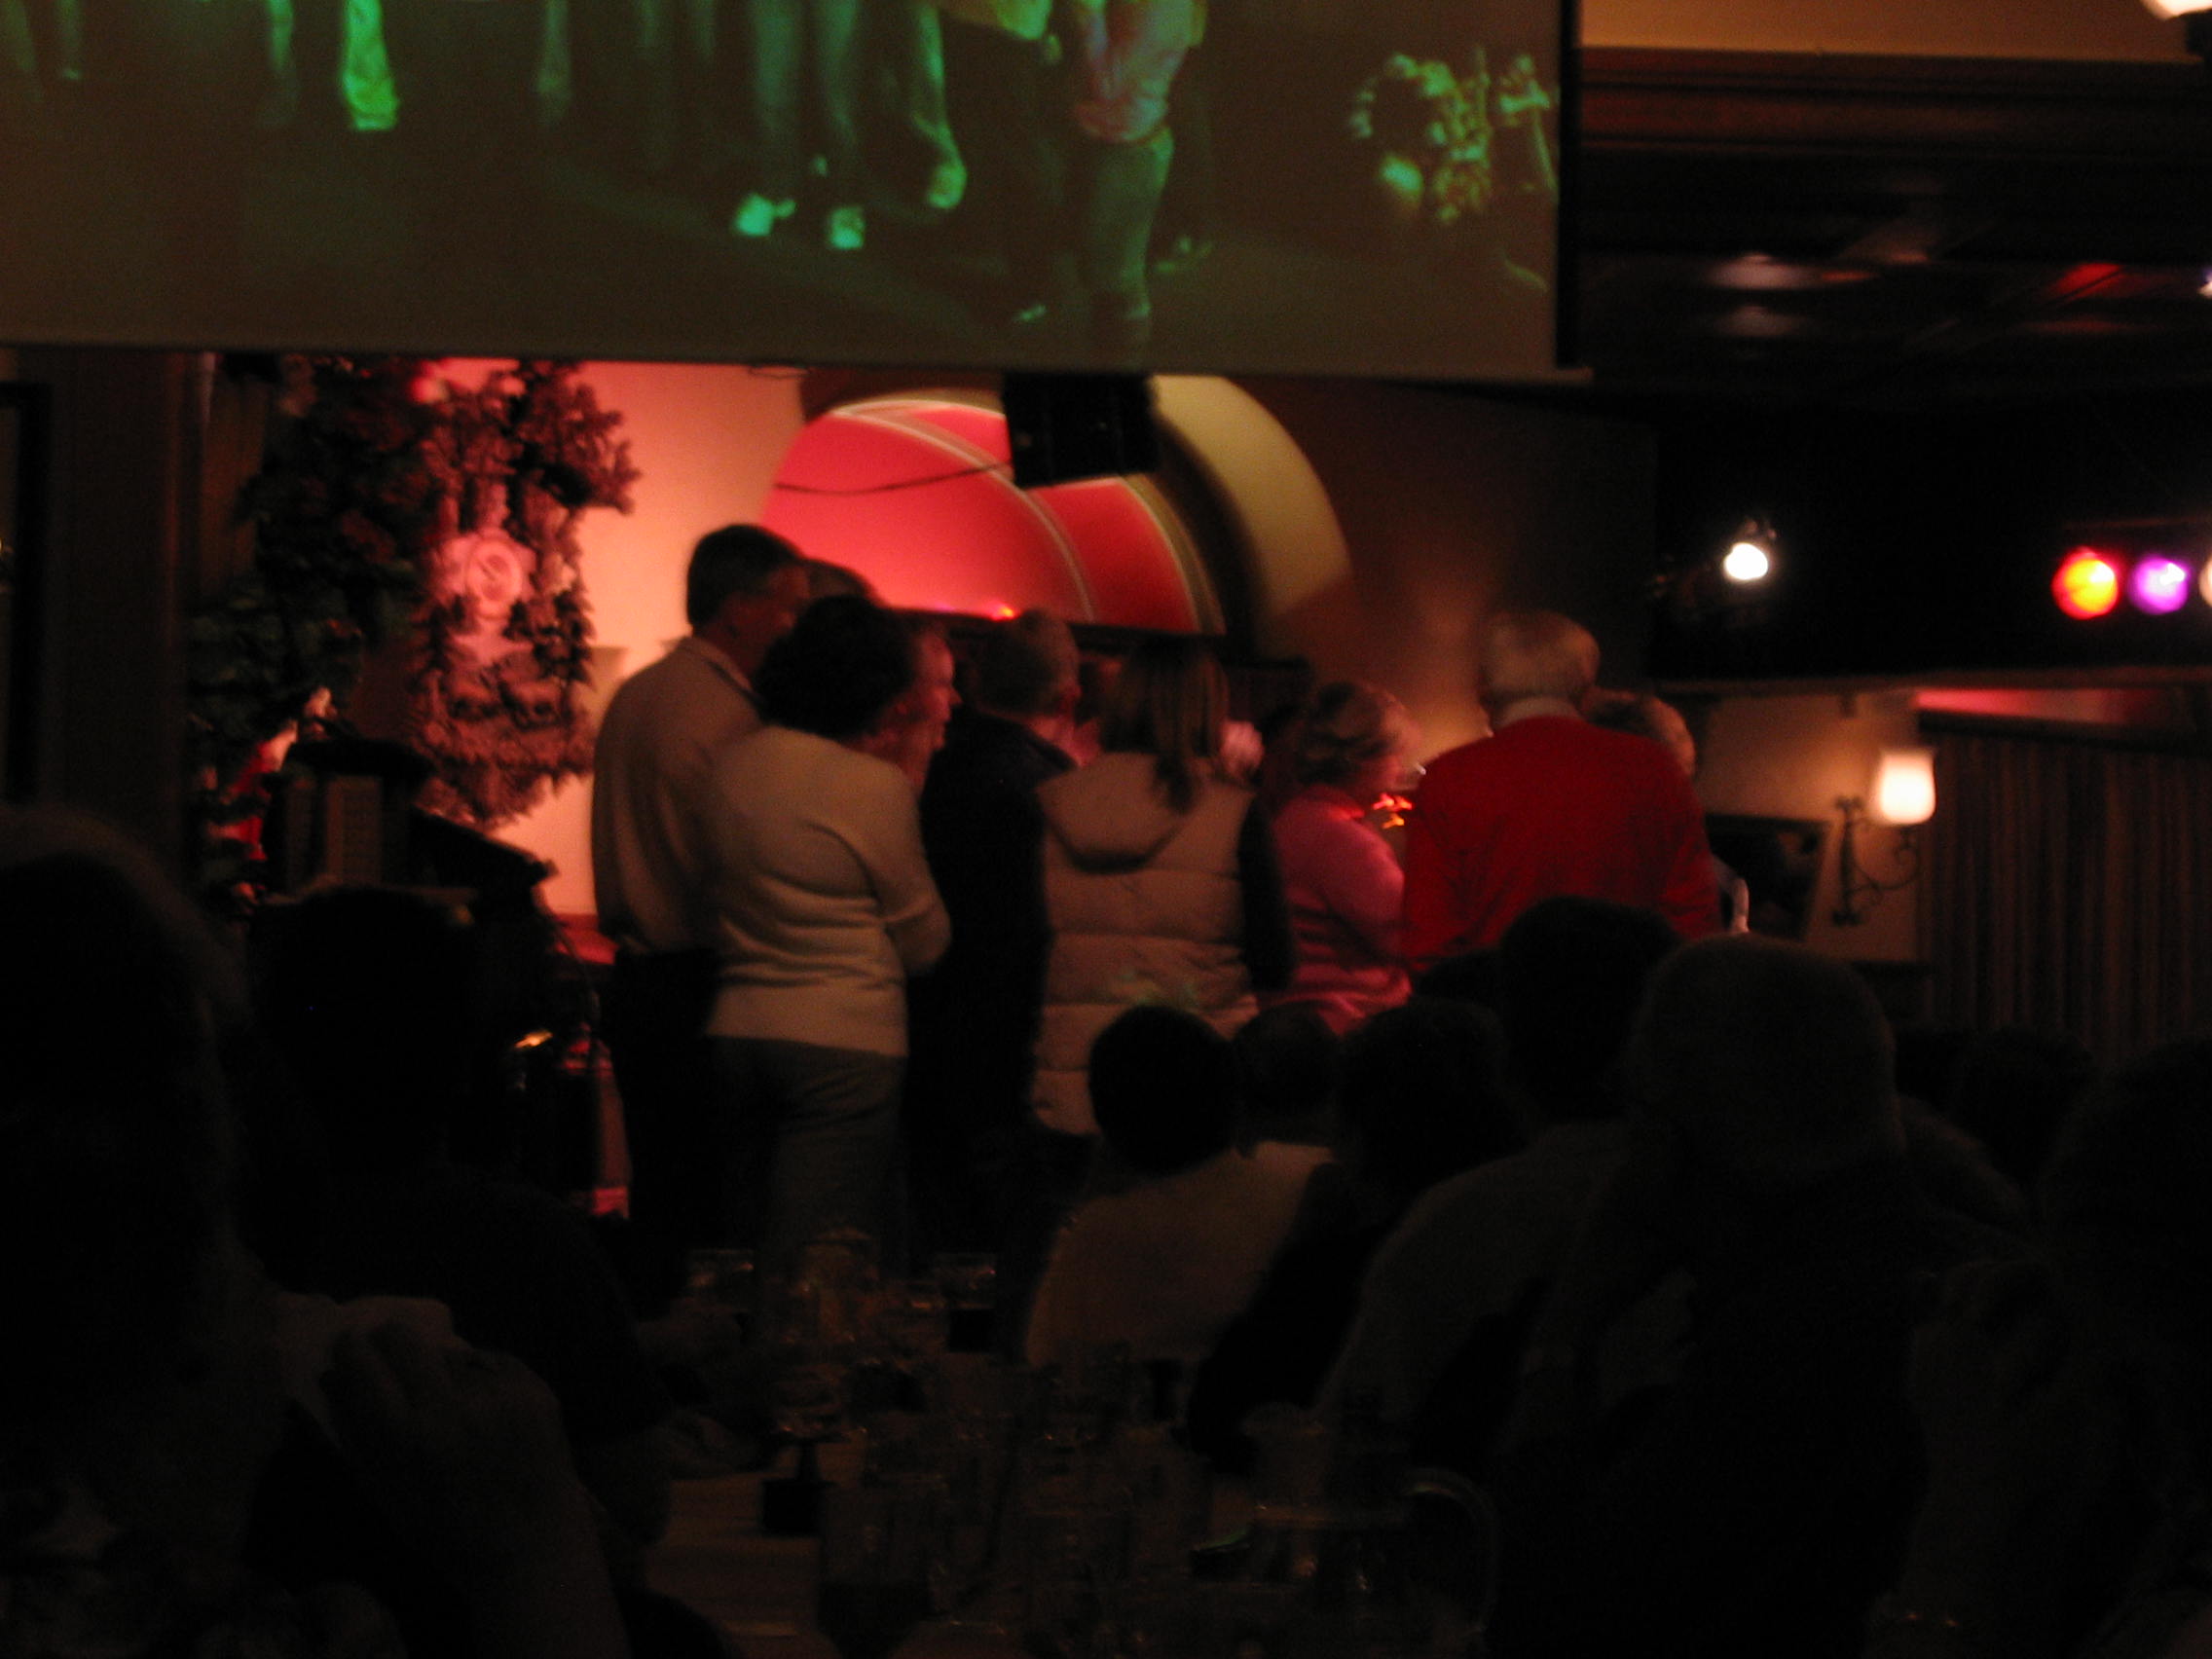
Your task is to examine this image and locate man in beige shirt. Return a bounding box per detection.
[591,525,810,1307]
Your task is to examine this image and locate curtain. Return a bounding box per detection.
[1927,723,2212,1065]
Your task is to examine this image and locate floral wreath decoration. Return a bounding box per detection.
[188,356,636,895]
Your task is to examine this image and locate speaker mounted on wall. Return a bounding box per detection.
[1002,373,1161,489]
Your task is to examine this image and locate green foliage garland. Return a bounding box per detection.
[186,356,635,888]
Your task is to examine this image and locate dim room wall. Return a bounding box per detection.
[1691,689,1926,962]
[1581,0,2187,61]
[460,359,807,919]
[1236,379,1658,758]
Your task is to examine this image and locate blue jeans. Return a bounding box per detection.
[710,1036,903,1271]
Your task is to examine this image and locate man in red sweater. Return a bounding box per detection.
[1403,610,1718,970]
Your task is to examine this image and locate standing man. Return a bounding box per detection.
[591,525,809,1309]
[1402,609,1716,970]
[904,610,1079,1260]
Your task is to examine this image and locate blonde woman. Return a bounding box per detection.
[1030,636,1293,1139]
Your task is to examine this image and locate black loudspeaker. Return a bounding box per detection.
[1002,373,1160,489]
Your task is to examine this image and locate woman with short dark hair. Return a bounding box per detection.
[700,597,951,1269]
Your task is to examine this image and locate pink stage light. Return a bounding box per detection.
[2130,553,2194,614]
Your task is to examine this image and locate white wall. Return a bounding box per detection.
[468,360,807,918]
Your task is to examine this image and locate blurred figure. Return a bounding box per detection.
[1322,897,1677,1441]
[889,0,964,210]
[1868,1039,2212,1659]
[1232,1000,1340,1168]
[701,596,949,1269]
[1942,1023,2098,1199]
[1030,635,1294,1141]
[906,610,1080,1261]
[865,619,958,793]
[256,886,675,1582]
[1024,1005,1310,1373]
[592,525,809,1309]
[1266,679,1419,1032]
[1586,685,1748,934]
[1491,936,2012,1659]
[732,0,867,250]
[1403,611,1717,968]
[0,809,627,1659]
[801,556,879,603]
[1189,997,1519,1470]
[1057,0,1198,353]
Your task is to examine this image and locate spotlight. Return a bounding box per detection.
[2130,552,2193,615]
[1721,519,1776,584]
[2053,547,2122,619]
[1722,540,1771,583]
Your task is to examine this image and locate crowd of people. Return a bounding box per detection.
[13,518,2212,1658]
[0,0,1211,352]
[1,2,1564,354]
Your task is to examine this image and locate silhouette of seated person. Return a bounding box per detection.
[1489,935,2018,1659]
[1229,1001,1342,1185]
[0,808,629,1659]
[1189,996,1521,1472]
[1865,1039,2212,1659]
[255,885,674,1584]
[1321,896,1678,1456]
[1940,1022,2098,1204]
[1024,1004,1313,1377]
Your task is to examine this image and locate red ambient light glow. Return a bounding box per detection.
[2053,548,2122,619]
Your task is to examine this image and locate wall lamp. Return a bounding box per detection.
[1832,746,1936,927]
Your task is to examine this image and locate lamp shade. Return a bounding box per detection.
[1870,747,1937,827]
[2144,0,2212,18]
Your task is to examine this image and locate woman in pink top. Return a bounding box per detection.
[1268,681,1419,1032]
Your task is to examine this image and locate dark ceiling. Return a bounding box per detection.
[1572,49,2212,409]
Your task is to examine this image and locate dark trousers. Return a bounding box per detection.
[709,1035,903,1273]
[601,947,719,1311]
[745,0,862,202]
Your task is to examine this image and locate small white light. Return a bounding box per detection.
[1870,747,1937,828]
[1722,540,1772,583]
[2144,0,2212,18]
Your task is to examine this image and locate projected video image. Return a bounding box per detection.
[0,0,1564,379]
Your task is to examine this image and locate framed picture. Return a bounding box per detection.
[1705,813,1828,940]
[0,384,51,802]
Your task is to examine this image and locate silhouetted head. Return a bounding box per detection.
[0,808,243,1433]
[1585,688,1698,778]
[257,885,476,1172]
[1630,936,1902,1192]
[1500,896,1680,1125]
[1233,1002,1342,1145]
[755,594,919,742]
[1945,1024,2097,1196]
[974,609,1080,721]
[2041,1039,2212,1479]
[1338,997,1519,1204]
[1089,1005,1240,1178]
